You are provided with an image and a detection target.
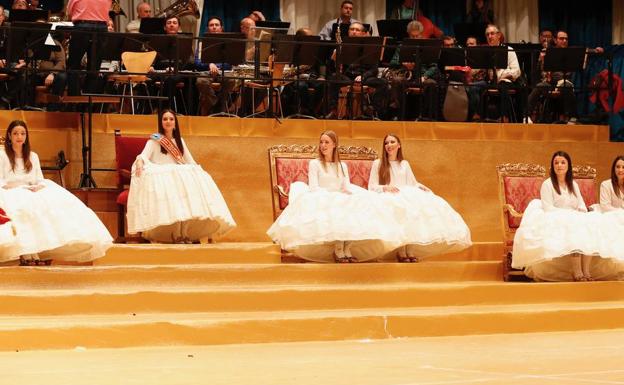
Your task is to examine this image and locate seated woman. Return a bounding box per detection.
[368,134,471,262]
[600,155,624,212]
[512,151,624,281]
[267,130,402,263]
[0,120,113,265]
[127,109,236,243]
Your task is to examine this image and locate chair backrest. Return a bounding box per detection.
[496,163,546,232]
[268,144,378,219]
[114,130,149,188]
[573,165,598,207]
[121,51,157,74]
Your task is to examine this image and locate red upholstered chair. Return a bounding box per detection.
[573,165,598,208]
[114,130,149,243]
[496,163,547,281]
[268,144,378,261]
[268,144,378,220]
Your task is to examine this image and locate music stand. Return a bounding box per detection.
[398,38,443,64]
[8,9,49,22]
[376,19,410,41]
[5,21,55,109]
[251,26,289,65]
[466,45,508,80]
[139,17,165,34]
[440,47,466,67]
[337,36,383,119]
[100,32,147,61]
[543,47,586,73]
[146,33,193,70]
[454,22,487,45]
[256,20,290,30]
[330,22,350,41]
[200,33,247,117]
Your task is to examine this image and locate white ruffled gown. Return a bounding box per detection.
[512,178,624,281]
[126,138,236,243]
[267,159,403,262]
[368,159,472,259]
[0,151,113,263]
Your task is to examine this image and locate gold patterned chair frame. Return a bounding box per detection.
[268,144,378,221]
[496,163,546,281]
[572,165,598,208]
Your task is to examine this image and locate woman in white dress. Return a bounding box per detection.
[0,120,113,265]
[368,133,472,262]
[267,130,402,263]
[127,109,236,243]
[600,155,624,211]
[513,151,623,281]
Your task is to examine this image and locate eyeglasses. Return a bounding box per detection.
[485,31,499,36]
[557,36,568,40]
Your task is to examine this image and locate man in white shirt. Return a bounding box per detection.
[319,0,359,41]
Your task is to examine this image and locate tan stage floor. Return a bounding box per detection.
[1,329,624,385]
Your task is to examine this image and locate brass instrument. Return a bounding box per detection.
[110,0,126,17]
[157,0,200,19]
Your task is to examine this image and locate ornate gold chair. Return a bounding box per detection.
[573,165,598,208]
[268,144,378,261]
[496,163,546,281]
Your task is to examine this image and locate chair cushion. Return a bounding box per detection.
[114,136,149,186]
[275,158,375,210]
[503,176,543,228]
[576,178,597,207]
[116,189,129,206]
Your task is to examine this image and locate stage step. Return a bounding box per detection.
[92,242,501,266]
[96,243,282,265]
[2,301,624,350]
[0,281,622,315]
[0,261,502,289]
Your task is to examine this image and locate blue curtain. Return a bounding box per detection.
[200,0,279,35]
[385,0,467,37]
[538,0,612,48]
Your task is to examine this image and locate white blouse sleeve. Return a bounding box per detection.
[404,160,420,187]
[341,162,351,190]
[540,179,556,211]
[368,159,382,192]
[0,152,9,187]
[573,181,588,212]
[308,159,320,190]
[600,180,616,211]
[181,139,197,165]
[31,153,44,184]
[136,139,158,164]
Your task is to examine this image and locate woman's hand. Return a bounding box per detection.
[383,185,400,193]
[341,187,352,195]
[134,159,145,177]
[2,181,23,189]
[26,184,45,192]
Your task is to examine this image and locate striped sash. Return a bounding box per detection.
[150,133,185,164]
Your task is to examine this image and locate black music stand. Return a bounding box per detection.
[139,17,165,34]
[376,19,410,41]
[337,36,384,119]
[330,22,350,41]
[398,39,442,121]
[256,20,290,30]
[466,45,508,82]
[543,47,586,73]
[100,32,148,61]
[8,9,49,22]
[200,33,247,117]
[5,21,56,109]
[145,33,193,71]
[454,22,487,45]
[283,34,323,119]
[440,47,467,82]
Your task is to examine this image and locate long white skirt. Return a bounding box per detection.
[0,180,113,262]
[512,200,624,280]
[127,163,236,242]
[267,182,402,262]
[0,210,18,262]
[377,186,472,258]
